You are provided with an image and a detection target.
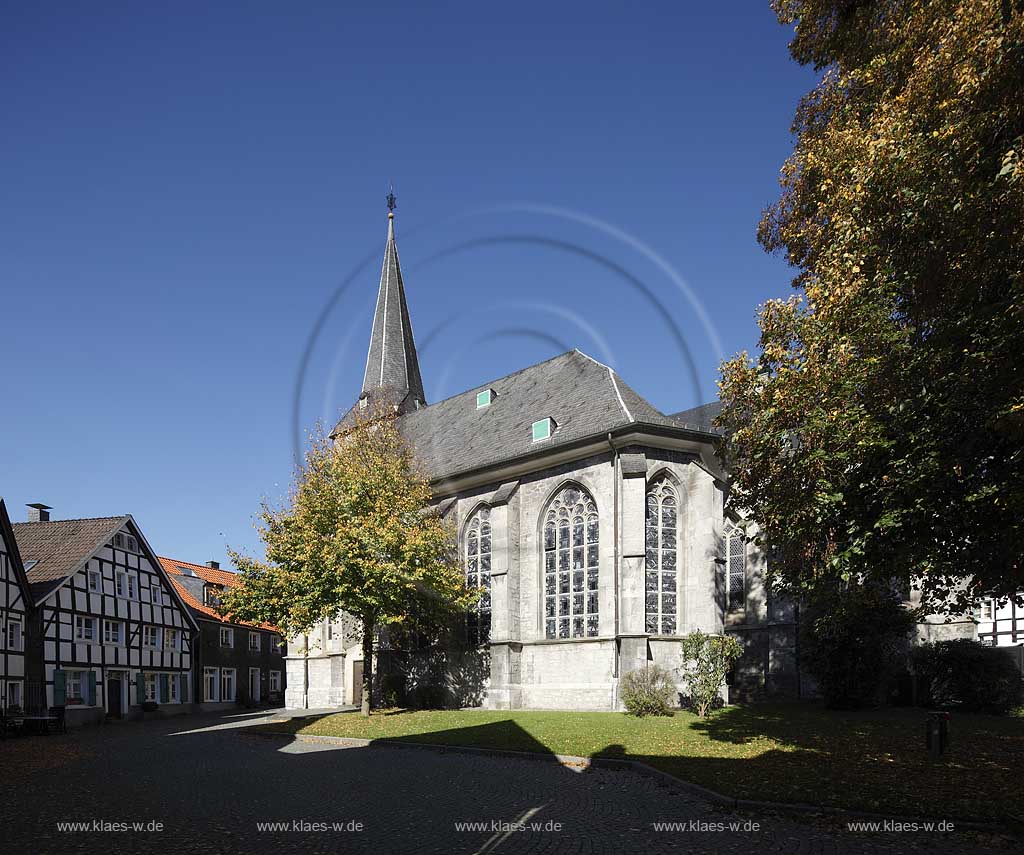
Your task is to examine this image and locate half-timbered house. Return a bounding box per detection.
[12,506,199,727]
[0,498,32,712]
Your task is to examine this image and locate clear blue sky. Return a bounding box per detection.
[1,2,817,564]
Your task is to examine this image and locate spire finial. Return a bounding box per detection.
[386,183,397,217]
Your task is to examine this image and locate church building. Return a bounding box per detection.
[284,207,798,711]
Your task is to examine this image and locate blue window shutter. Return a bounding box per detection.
[159,674,169,704]
[87,671,97,706]
[136,672,146,704]
[53,670,66,706]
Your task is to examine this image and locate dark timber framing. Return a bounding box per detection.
[0,499,32,710]
[16,516,199,726]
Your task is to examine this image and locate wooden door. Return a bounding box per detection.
[108,677,122,718]
[352,661,363,708]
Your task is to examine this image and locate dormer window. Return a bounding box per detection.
[476,389,494,409]
[204,586,222,607]
[532,417,555,442]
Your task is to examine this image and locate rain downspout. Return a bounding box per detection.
[607,433,620,705]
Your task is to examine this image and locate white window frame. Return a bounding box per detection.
[67,670,86,704]
[476,389,493,408]
[151,584,163,606]
[269,670,281,693]
[75,615,97,642]
[145,673,157,703]
[168,674,179,703]
[142,625,160,649]
[7,679,23,710]
[220,627,234,647]
[204,586,221,607]
[204,667,220,702]
[116,572,137,599]
[103,619,123,645]
[6,617,23,651]
[163,628,178,651]
[88,570,101,593]
[220,668,235,702]
[249,632,261,651]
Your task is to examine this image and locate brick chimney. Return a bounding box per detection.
[27,503,52,523]
[206,560,220,570]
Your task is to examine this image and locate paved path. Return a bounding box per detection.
[0,710,1011,854]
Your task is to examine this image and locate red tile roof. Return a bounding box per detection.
[159,556,280,633]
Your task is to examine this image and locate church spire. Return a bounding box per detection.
[359,196,426,411]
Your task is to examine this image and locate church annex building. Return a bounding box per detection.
[285,209,796,712]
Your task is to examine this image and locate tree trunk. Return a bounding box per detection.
[360,614,374,717]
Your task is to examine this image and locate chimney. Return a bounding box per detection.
[27,503,52,523]
[206,560,220,570]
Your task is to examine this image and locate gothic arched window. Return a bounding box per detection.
[543,485,599,639]
[645,479,678,634]
[724,521,745,611]
[465,507,492,644]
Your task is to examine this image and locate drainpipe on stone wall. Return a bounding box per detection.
[607,433,620,694]
[303,633,310,709]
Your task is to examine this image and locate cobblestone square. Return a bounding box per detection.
[0,711,1011,854]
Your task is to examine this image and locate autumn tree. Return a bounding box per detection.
[221,407,473,716]
[718,1,1024,612]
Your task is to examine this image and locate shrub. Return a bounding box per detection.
[407,682,447,710]
[620,665,676,717]
[911,639,1023,714]
[678,631,743,716]
[800,584,917,709]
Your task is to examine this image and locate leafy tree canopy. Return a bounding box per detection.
[220,407,473,712]
[719,0,1024,612]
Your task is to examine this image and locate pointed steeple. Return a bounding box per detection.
[359,205,426,410]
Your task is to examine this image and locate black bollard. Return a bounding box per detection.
[926,711,950,758]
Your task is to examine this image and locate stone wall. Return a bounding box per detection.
[284,439,805,712]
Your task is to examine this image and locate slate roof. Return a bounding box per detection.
[669,401,724,434]
[361,215,425,406]
[159,556,280,632]
[13,515,128,601]
[389,349,716,482]
[330,212,722,482]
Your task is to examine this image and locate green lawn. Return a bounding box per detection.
[260,703,1024,823]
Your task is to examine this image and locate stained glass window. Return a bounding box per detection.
[725,521,745,610]
[465,507,492,644]
[645,479,678,634]
[543,486,599,639]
